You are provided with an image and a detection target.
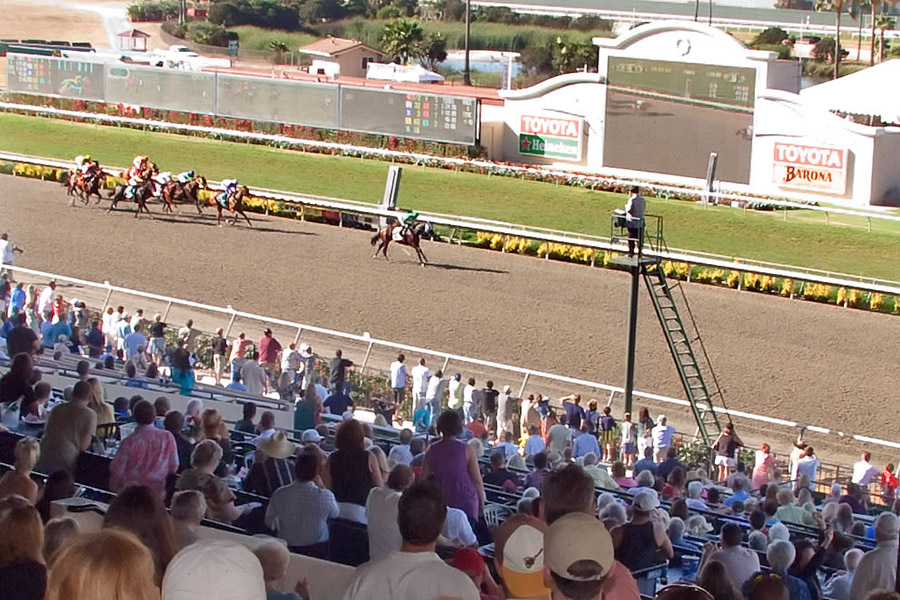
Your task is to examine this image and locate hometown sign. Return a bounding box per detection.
[772,142,848,195]
[519,114,583,161]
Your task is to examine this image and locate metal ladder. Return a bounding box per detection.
[642,263,725,445]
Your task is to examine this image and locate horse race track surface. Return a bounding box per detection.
[3,176,899,451]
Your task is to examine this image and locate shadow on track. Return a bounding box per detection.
[426,262,508,275]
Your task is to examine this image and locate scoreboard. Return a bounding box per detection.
[340,88,478,145]
[608,57,756,109]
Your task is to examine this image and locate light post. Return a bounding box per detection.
[463,0,471,86]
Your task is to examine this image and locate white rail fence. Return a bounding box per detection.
[3,149,900,297]
[5,264,900,453]
[4,101,900,230]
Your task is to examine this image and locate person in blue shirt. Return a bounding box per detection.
[573,423,600,458]
[561,394,584,431]
[43,319,72,349]
[633,447,659,477]
[723,477,751,509]
[413,405,431,433]
[323,390,353,415]
[226,371,248,393]
[8,283,25,315]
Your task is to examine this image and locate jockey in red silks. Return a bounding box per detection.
[125,156,149,198]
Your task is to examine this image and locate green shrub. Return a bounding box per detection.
[756,44,793,59]
[208,0,301,30]
[751,26,789,46]
[189,22,234,47]
[128,0,181,21]
[377,6,401,19]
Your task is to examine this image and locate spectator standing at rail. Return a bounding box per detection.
[560,394,584,432]
[0,233,23,279]
[425,370,448,423]
[652,415,675,463]
[7,282,25,319]
[481,380,499,436]
[795,446,820,488]
[123,323,146,362]
[712,422,743,482]
[257,329,282,391]
[147,314,166,366]
[241,351,266,397]
[330,349,353,393]
[36,280,56,321]
[496,384,516,440]
[298,343,316,389]
[390,354,407,405]
[462,377,478,424]
[619,411,637,468]
[410,357,430,410]
[208,328,228,386]
[852,451,880,486]
[637,407,655,459]
[229,332,251,380]
[598,406,617,463]
[115,314,132,359]
[625,185,646,257]
[177,319,201,359]
[280,342,300,386]
[447,373,464,418]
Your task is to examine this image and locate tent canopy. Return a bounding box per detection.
[366,62,444,83]
[800,60,900,124]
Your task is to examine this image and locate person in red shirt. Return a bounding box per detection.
[881,463,898,502]
[467,416,487,440]
[257,328,282,393]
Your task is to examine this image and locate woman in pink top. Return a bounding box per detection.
[611,461,637,488]
[752,442,776,491]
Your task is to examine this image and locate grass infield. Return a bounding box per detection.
[1,112,898,281]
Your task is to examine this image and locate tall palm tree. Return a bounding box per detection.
[875,13,896,61]
[380,19,424,64]
[815,0,845,79]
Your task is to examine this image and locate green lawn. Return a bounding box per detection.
[229,26,318,52]
[1,112,898,280]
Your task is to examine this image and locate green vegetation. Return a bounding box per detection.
[1,113,898,279]
[228,26,317,52]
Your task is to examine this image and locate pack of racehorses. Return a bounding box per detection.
[64,164,253,226]
[64,160,437,264]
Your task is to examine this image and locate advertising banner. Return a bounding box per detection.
[518,114,583,161]
[772,142,849,195]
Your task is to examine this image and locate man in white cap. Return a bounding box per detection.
[343,480,478,600]
[545,512,639,600]
[162,539,266,600]
[493,514,551,599]
[849,512,899,598]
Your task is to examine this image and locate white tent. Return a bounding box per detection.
[366,62,445,83]
[800,60,900,124]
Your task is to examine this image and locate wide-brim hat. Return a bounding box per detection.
[258,431,295,460]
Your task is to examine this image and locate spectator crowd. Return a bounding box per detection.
[1,277,900,600]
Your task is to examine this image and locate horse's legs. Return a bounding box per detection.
[372,238,385,259]
[195,195,203,215]
[416,244,428,266]
[239,208,252,227]
[216,205,223,226]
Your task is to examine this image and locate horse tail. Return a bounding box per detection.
[370,232,380,246]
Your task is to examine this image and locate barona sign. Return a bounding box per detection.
[520,115,581,139]
[772,142,848,195]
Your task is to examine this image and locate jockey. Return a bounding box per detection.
[175,170,195,185]
[218,178,239,206]
[399,210,419,235]
[125,156,148,198]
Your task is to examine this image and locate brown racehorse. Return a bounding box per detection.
[370,221,432,266]
[107,179,154,218]
[64,169,105,205]
[205,184,253,227]
[161,176,207,215]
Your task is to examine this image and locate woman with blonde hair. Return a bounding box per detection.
[0,504,46,600]
[0,436,40,503]
[370,445,390,482]
[201,408,233,467]
[175,439,255,525]
[45,528,159,600]
[24,284,38,332]
[86,377,115,429]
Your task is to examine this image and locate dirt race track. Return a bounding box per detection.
[2,175,899,463]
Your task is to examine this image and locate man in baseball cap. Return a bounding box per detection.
[494,514,551,599]
[544,512,640,600]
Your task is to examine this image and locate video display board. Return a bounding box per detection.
[216,75,338,129]
[6,54,105,100]
[106,65,215,113]
[340,88,477,145]
[603,57,755,183]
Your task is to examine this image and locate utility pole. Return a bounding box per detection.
[623,260,640,416]
[180,0,187,24]
[463,0,472,86]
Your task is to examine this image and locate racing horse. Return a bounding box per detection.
[160,176,207,215]
[106,179,154,218]
[64,169,106,205]
[205,184,253,227]
[370,220,433,266]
